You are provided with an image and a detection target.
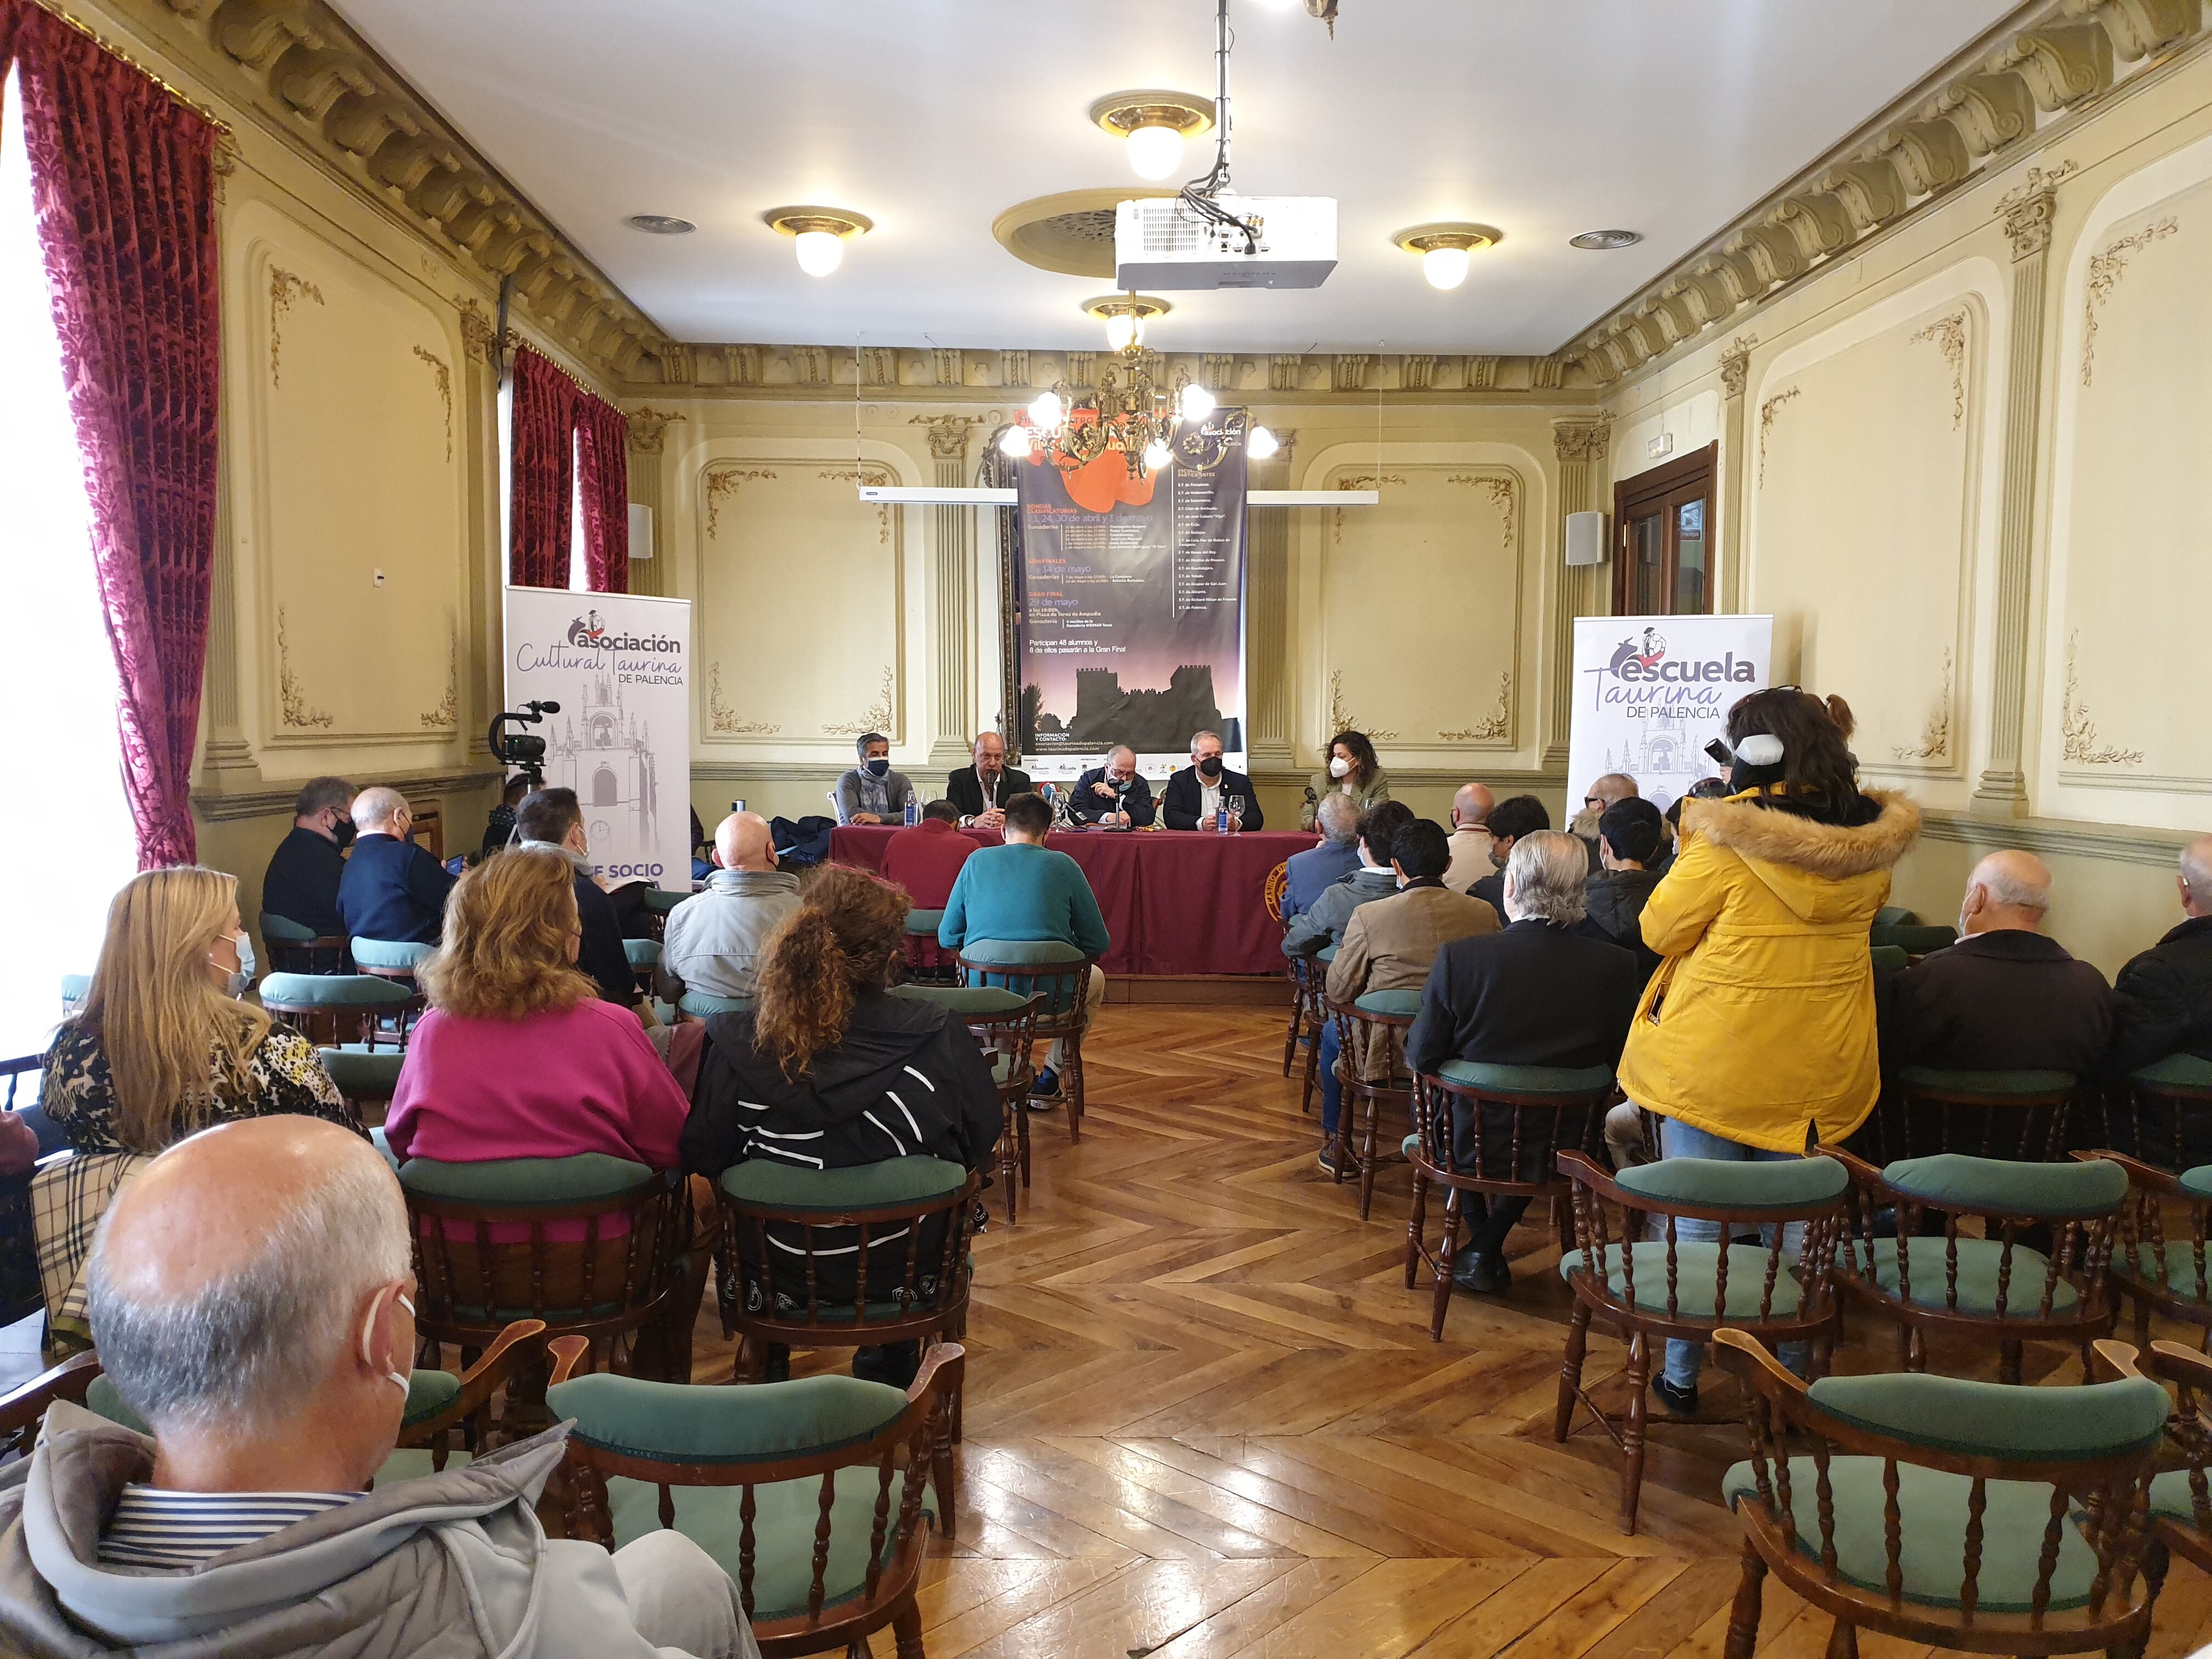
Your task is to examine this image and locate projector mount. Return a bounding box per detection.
[1177,0,1261,256]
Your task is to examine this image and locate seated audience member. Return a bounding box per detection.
[1284,802,1415,957]
[1443,782,1496,895]
[661,811,802,1002]
[44,866,358,1155]
[1072,744,1157,827]
[1467,794,1550,917]
[261,775,355,937]
[1284,794,1364,921]
[1316,820,1502,1176]
[1163,730,1264,831]
[881,799,976,909]
[515,787,636,1008]
[1406,831,1640,1293]
[1301,729,1389,830]
[385,849,689,1179]
[939,792,1109,1101]
[2114,833,2212,1071]
[836,730,917,825]
[1582,797,1667,982]
[1882,850,2114,1076]
[479,772,532,859]
[946,731,1031,830]
[1572,773,1639,872]
[0,1116,757,1658]
[337,786,456,945]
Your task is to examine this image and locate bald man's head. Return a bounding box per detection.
[1585,774,1638,811]
[1452,783,1494,832]
[1960,849,2052,938]
[714,811,776,872]
[87,1118,409,1434]
[2181,834,2212,919]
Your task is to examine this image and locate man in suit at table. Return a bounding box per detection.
[1161,730,1265,831]
[945,731,1030,831]
[1069,744,1156,827]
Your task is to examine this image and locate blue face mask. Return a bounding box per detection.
[865,757,890,778]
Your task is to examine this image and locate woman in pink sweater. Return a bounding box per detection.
[386,849,687,1201]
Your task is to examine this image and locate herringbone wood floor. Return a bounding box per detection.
[689,1005,2212,1659]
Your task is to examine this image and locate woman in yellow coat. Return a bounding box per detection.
[1617,689,1919,1413]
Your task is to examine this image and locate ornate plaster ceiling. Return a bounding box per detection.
[331,0,2022,356]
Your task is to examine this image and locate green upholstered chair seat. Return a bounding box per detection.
[1351,989,1421,1019]
[258,912,321,941]
[1894,1067,2076,1098]
[1560,1243,1806,1318]
[1871,906,1919,929]
[642,888,689,916]
[398,1154,653,1205]
[317,1046,405,1096]
[2114,1243,2212,1297]
[1869,945,1909,973]
[1435,1060,1615,1097]
[957,938,1086,966]
[1722,1457,2096,1612]
[2148,1469,2212,1526]
[721,1156,966,1213]
[260,973,415,1008]
[350,939,432,972]
[1882,1153,2126,1217]
[904,909,945,936]
[1854,1238,2076,1313]
[623,938,662,968]
[1402,1132,1423,1160]
[1616,1155,1848,1212]
[1315,944,1337,964]
[887,985,1031,1017]
[1870,924,1959,955]
[958,940,1088,1014]
[679,990,752,1018]
[2135,1054,2212,1091]
[2182,1166,2212,1203]
[89,1369,462,1437]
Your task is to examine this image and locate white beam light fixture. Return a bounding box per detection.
[1090,91,1215,185]
[763,206,873,278]
[1391,222,1502,291]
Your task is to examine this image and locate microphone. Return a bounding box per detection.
[530,699,562,714]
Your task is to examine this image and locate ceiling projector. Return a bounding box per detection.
[1114,195,1338,291]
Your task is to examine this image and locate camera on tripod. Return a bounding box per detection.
[488,699,561,788]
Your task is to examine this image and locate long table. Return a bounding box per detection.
[826,825,1313,978]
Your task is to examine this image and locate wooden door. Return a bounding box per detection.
[1612,443,1716,617]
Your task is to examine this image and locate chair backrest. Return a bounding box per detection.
[259,913,349,976]
[260,972,419,1048]
[2096,1336,2212,1540]
[1869,922,1959,957]
[678,989,751,1020]
[827,788,848,825]
[888,985,1039,1088]
[549,1344,961,1635]
[2111,1056,2212,1170]
[2102,1150,2212,1305]
[350,938,432,983]
[1414,1063,1615,1189]
[0,1350,99,1460]
[1716,1327,2164,1626]
[1878,1066,2080,1163]
[956,943,1091,1023]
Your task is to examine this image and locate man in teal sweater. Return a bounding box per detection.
[938,792,1109,1101]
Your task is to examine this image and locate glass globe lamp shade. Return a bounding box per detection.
[1142,438,1172,471]
[998,425,1033,458]
[794,229,844,277]
[1176,383,1215,423]
[1247,424,1280,460]
[1026,391,1064,428]
[1125,123,1184,182]
[1421,244,1471,290]
[1103,309,1142,352]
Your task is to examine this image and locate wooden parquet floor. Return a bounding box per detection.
[687,1005,2212,1659]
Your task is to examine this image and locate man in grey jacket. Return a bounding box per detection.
[661,812,803,1002]
[0,1115,755,1658]
[834,732,916,825]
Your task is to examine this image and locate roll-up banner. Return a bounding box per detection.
[1014,411,1249,781]
[1566,614,1774,814]
[503,588,692,891]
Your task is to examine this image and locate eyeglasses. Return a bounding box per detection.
[1583,797,1604,811]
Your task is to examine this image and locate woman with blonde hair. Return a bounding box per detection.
[383,848,686,1173]
[43,866,357,1153]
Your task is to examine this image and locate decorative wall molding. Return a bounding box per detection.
[1917,806,2191,871]
[2059,633,2145,765]
[2000,161,2079,257]
[274,606,332,729]
[1439,671,1513,743]
[1719,335,1757,399]
[907,413,980,461]
[194,764,500,823]
[706,662,782,736]
[1757,386,1801,486]
[1566,1,2207,386]
[815,466,895,544]
[411,342,452,460]
[821,665,898,738]
[1911,309,1970,426]
[1324,670,1398,742]
[1330,473,1406,547]
[701,465,778,539]
[267,266,322,387]
[417,625,458,730]
[624,405,686,454]
[2080,216,2180,383]
[1891,647,1954,761]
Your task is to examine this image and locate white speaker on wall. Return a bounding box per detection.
[1565,510,1606,567]
[628,502,654,561]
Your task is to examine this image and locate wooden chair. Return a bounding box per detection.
[1714,1326,2164,1659]
[623,936,662,1001]
[1265,861,1321,1087]
[399,1155,699,1395]
[0,1349,98,1460]
[2107,1054,2212,1170]
[2090,1336,2212,1639]
[1555,1150,1850,1535]
[902,908,956,984]
[1828,1148,2125,1383]
[1405,1062,1615,1340]
[548,1338,962,1657]
[259,911,350,975]
[640,887,687,943]
[315,1044,404,1127]
[889,984,1039,1224]
[2096,1151,2212,1352]
[1867,921,1959,961]
[1322,989,1419,1220]
[1863,1068,2079,1164]
[261,971,420,1050]
[349,936,433,996]
[956,943,1093,1142]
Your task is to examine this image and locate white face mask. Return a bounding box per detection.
[209,931,255,998]
[361,1293,415,1397]
[1328,757,1352,779]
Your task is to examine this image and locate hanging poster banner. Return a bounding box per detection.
[503,588,691,891]
[1566,613,1774,814]
[1014,410,1248,781]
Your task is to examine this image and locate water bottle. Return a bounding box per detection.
[1216,802,1229,834]
[904,796,919,827]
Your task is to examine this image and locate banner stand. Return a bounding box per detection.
[1566,615,1774,815]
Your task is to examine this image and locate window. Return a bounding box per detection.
[0,66,137,1059]
[1612,442,1717,617]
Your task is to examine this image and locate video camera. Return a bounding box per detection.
[488,700,561,788]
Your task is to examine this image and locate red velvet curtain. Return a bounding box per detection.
[5,2,221,868]
[573,391,629,594]
[508,345,576,588]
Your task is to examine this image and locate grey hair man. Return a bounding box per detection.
[1163,730,1265,831]
[335,786,455,946]
[0,1115,757,1657]
[262,775,357,938]
[1443,781,1496,895]
[1283,792,1364,921]
[836,731,916,826]
[2115,833,2212,1083]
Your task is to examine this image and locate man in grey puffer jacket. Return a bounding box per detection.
[0,1117,758,1659]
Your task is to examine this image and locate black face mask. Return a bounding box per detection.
[1197,757,1223,780]
[331,818,357,849]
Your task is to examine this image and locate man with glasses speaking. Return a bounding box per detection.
[1070,744,1155,827]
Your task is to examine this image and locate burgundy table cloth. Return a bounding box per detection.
[826,826,1315,977]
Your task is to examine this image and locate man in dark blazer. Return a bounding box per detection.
[514,787,639,1008]
[1406,830,1640,1295]
[2115,834,2212,1072]
[1466,794,1549,917]
[262,775,356,937]
[945,731,1031,829]
[1069,744,1155,827]
[1161,730,1263,831]
[336,787,456,945]
[1881,851,2112,1079]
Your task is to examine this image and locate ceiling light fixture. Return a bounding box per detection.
[1569,229,1643,250]
[1391,222,1502,291]
[1090,91,1215,184]
[625,213,695,235]
[1083,291,1170,353]
[762,206,873,278]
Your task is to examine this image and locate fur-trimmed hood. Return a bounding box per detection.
[1680,789,1920,881]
